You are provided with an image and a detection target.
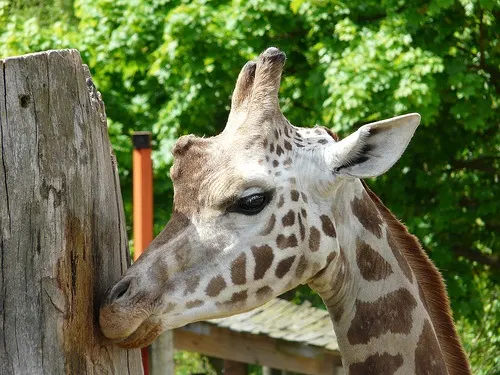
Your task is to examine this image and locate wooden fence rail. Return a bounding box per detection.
[0,49,143,374]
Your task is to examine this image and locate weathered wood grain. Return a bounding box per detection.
[0,49,143,374]
[175,322,342,375]
[210,298,339,352]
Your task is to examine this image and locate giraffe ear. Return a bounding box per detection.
[326,113,421,178]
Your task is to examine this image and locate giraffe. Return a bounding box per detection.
[99,48,471,374]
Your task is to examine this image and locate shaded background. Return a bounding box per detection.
[1,0,498,373]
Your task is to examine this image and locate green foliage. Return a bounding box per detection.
[457,279,500,375]
[174,351,216,375]
[1,0,498,373]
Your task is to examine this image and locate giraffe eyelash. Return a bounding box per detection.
[226,190,274,216]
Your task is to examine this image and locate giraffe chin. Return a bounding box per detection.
[111,318,165,349]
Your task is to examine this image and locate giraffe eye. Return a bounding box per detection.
[228,192,271,215]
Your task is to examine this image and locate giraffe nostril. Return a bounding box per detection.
[107,278,132,304]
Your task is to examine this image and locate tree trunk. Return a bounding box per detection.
[0,49,143,374]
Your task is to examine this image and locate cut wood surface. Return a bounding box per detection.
[0,49,143,374]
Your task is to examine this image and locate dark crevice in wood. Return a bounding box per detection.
[1,63,11,232]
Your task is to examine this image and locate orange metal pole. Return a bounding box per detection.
[132,131,153,375]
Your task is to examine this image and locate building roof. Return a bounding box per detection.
[209,298,339,352]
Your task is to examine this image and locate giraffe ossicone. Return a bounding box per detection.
[100,47,471,375]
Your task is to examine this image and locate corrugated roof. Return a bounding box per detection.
[208,298,339,352]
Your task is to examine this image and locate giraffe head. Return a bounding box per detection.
[99,47,420,348]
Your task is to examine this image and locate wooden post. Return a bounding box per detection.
[132,132,154,261]
[132,132,153,374]
[150,331,175,375]
[0,50,143,374]
[132,132,174,375]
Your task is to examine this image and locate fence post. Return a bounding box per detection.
[132,132,175,375]
[0,50,143,374]
[132,132,153,374]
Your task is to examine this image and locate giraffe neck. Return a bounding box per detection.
[309,179,448,375]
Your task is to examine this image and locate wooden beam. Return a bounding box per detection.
[174,323,341,375]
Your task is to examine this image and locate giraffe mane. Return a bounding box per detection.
[361,181,471,375]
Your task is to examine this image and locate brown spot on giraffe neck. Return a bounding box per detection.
[256,286,272,298]
[290,190,299,201]
[186,299,204,309]
[298,213,305,241]
[231,253,247,285]
[282,210,295,226]
[230,290,248,303]
[163,302,176,314]
[309,226,321,252]
[320,215,336,237]
[295,255,308,278]
[347,288,417,345]
[349,353,403,375]
[415,320,448,375]
[183,274,201,295]
[275,256,296,278]
[356,240,393,281]
[276,234,298,249]
[330,305,344,323]
[277,194,285,208]
[276,145,284,156]
[351,191,383,238]
[326,251,337,263]
[386,228,413,282]
[206,275,226,297]
[261,214,276,235]
[252,245,274,280]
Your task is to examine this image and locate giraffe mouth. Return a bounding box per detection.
[100,299,168,348]
[109,317,164,349]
